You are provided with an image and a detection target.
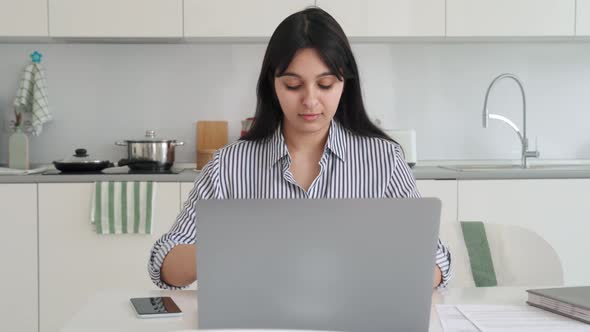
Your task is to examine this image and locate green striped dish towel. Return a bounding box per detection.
[91,181,156,234]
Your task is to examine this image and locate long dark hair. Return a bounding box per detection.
[241,7,392,142]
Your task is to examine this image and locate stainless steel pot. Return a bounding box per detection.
[115,130,184,170]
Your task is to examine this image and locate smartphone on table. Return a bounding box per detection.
[130,297,183,318]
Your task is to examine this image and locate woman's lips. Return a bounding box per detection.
[299,113,321,121]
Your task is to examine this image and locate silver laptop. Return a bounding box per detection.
[196,198,441,332]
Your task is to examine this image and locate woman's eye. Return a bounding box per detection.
[284,83,333,90]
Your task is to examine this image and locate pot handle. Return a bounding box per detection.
[172,141,185,146]
[115,141,127,146]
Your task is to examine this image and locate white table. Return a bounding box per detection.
[60,287,529,332]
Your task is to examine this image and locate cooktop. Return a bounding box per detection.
[42,167,183,175]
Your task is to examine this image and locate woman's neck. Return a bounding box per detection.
[283,124,330,155]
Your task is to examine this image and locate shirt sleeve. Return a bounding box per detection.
[385,144,452,288]
[148,152,221,289]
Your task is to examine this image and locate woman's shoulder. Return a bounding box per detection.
[214,139,257,155]
[210,138,269,163]
[346,130,403,157]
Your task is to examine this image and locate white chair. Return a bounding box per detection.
[439,222,563,288]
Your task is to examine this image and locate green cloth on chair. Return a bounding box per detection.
[461,221,498,287]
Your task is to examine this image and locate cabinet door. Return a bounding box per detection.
[38,183,180,332]
[316,0,445,37]
[0,184,38,332]
[447,0,575,36]
[577,0,590,35]
[458,179,590,285]
[48,0,182,38]
[416,180,457,224]
[0,0,48,36]
[184,0,314,37]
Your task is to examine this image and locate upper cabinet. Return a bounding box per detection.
[316,0,445,37]
[0,0,586,39]
[577,0,590,35]
[0,0,48,37]
[48,0,183,38]
[447,0,575,37]
[184,0,314,37]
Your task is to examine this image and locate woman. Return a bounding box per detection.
[149,7,451,290]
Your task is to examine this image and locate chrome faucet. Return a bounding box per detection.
[482,73,540,168]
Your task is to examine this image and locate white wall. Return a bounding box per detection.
[1,42,589,164]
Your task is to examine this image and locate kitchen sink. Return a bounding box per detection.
[438,164,590,172]
[527,164,590,171]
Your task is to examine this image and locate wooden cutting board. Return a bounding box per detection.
[196,121,228,170]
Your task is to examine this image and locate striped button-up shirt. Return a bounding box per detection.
[149,121,452,289]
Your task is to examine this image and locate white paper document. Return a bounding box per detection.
[455,305,590,332]
[435,305,479,332]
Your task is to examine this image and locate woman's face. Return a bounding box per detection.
[274,48,344,137]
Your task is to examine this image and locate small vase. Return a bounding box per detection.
[8,127,30,170]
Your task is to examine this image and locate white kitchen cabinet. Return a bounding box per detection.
[447,0,575,37]
[458,179,590,286]
[416,180,458,224]
[577,0,590,35]
[184,0,314,37]
[38,182,180,332]
[316,0,445,37]
[0,0,48,37]
[0,184,38,332]
[48,0,182,38]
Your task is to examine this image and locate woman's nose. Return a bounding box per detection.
[302,89,319,109]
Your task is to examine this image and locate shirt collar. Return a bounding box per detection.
[267,120,348,167]
[268,125,289,167]
[325,120,348,162]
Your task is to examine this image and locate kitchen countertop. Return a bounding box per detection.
[413,159,590,180]
[0,168,201,184]
[411,165,590,180]
[2,160,590,183]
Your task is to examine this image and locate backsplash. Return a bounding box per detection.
[1,42,589,164]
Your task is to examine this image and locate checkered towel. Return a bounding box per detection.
[13,63,52,136]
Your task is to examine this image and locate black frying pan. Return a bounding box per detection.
[53,149,113,172]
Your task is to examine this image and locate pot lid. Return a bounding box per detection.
[123,130,177,143]
[55,148,109,164]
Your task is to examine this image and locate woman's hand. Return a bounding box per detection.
[433,265,442,288]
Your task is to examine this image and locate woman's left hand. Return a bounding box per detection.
[433,265,442,288]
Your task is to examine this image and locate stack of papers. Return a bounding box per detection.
[436,304,590,331]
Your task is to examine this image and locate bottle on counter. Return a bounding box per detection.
[8,125,30,170]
